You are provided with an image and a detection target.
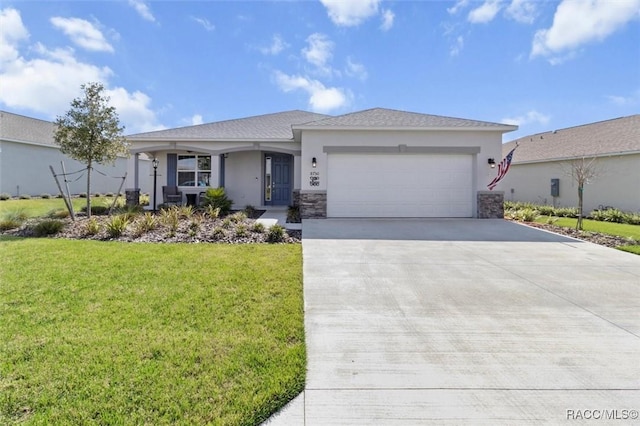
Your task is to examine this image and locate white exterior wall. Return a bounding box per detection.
[224,151,262,208]
[299,129,503,192]
[0,140,129,196]
[497,154,640,213]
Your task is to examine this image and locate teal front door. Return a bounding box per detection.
[264,153,292,206]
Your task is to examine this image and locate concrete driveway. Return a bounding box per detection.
[267,219,640,425]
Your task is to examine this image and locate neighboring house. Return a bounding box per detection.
[128,108,516,218]
[497,115,640,213]
[0,110,137,197]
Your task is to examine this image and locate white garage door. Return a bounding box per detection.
[327,153,473,218]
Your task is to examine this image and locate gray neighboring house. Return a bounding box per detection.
[0,110,135,197]
[127,108,516,218]
[496,115,640,213]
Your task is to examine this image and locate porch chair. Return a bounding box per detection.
[162,186,183,206]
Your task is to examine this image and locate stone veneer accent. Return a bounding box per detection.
[292,189,301,207]
[477,191,504,219]
[300,191,327,219]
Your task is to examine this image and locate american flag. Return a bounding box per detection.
[487,146,517,190]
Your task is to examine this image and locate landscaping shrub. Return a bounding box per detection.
[47,209,70,219]
[0,193,11,201]
[229,211,247,223]
[105,215,129,238]
[32,219,65,237]
[287,205,301,223]
[84,217,101,236]
[177,205,195,218]
[244,205,257,217]
[40,193,52,199]
[266,224,286,243]
[512,207,539,222]
[205,205,220,219]
[19,194,31,200]
[554,207,579,218]
[251,222,265,233]
[82,205,109,215]
[235,223,248,237]
[0,218,21,231]
[201,187,233,216]
[160,206,180,236]
[131,212,157,237]
[211,226,225,239]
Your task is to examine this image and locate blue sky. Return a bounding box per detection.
[1,0,638,141]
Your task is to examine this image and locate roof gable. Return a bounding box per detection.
[294,108,516,131]
[0,110,56,146]
[504,115,640,163]
[128,110,330,140]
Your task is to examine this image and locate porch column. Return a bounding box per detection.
[209,154,220,188]
[134,153,139,189]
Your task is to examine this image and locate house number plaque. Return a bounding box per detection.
[309,171,320,187]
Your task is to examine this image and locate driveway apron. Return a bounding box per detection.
[268,219,640,425]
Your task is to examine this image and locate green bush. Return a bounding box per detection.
[205,205,220,219]
[19,194,31,200]
[105,215,129,238]
[229,211,247,223]
[0,193,11,201]
[287,205,301,223]
[32,219,65,237]
[266,224,286,243]
[201,187,233,216]
[244,205,257,217]
[78,192,88,198]
[512,207,539,222]
[84,217,101,236]
[251,222,265,233]
[211,226,225,239]
[47,209,70,219]
[40,193,51,199]
[0,218,21,231]
[81,205,110,215]
[131,212,157,237]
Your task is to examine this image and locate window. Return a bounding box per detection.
[177,155,211,186]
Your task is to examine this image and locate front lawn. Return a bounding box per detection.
[0,197,121,218]
[0,237,304,425]
[534,217,640,241]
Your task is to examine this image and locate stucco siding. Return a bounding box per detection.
[497,154,640,213]
[0,140,129,196]
[224,151,262,208]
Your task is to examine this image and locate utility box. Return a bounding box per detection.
[550,179,560,197]
[125,188,140,207]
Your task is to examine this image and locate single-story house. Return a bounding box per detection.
[0,110,136,197]
[496,115,640,213]
[127,108,517,218]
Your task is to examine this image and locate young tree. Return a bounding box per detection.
[563,156,600,230]
[54,82,128,218]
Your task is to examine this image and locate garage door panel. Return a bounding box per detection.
[327,153,473,218]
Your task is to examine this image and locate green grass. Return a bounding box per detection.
[0,197,121,218]
[0,238,304,425]
[534,217,640,241]
[618,245,640,255]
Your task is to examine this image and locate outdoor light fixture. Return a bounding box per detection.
[152,158,159,212]
[312,157,317,168]
[488,158,496,168]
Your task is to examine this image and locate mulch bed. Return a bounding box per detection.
[4,213,301,244]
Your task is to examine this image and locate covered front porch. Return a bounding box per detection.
[129,144,302,210]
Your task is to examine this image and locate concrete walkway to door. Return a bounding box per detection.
[265,219,640,424]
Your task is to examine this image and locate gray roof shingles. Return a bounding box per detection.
[0,110,57,146]
[503,115,640,163]
[295,108,515,129]
[128,110,330,140]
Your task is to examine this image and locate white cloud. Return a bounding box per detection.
[319,0,381,27]
[531,0,640,60]
[302,33,334,74]
[380,9,394,31]
[505,0,537,24]
[448,0,470,15]
[191,114,204,125]
[0,7,29,63]
[502,110,550,126]
[345,57,368,81]
[128,0,156,22]
[0,8,162,134]
[606,90,640,106]
[468,0,503,24]
[50,17,114,53]
[273,70,349,113]
[259,34,289,55]
[191,16,214,31]
[450,35,464,56]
